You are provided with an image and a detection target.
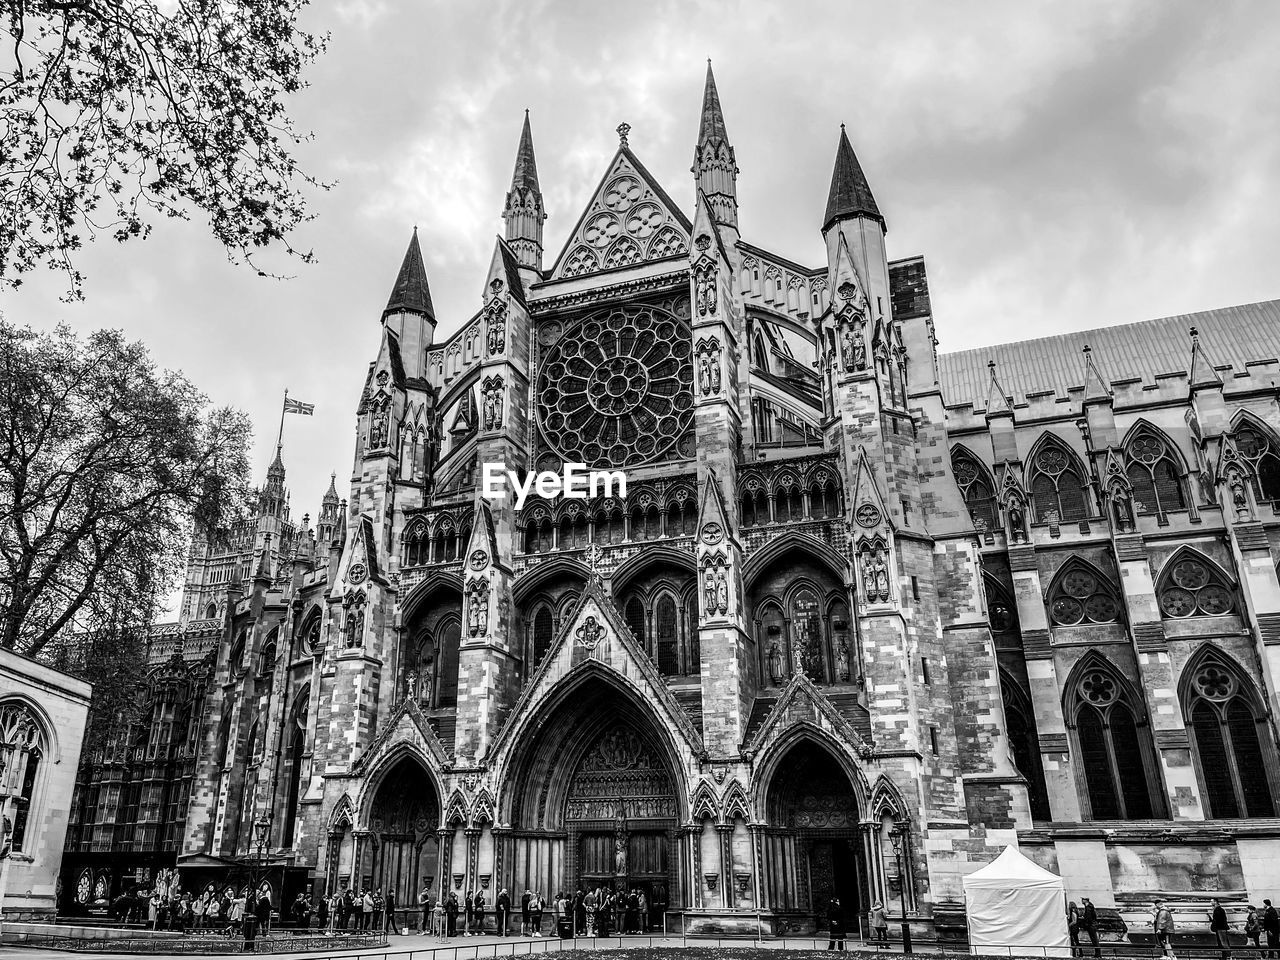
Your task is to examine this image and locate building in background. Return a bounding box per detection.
[61,68,1280,936]
[1,648,91,919]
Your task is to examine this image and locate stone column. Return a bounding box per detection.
[436,827,454,898]
[716,824,734,909]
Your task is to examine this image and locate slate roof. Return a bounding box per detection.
[823,126,883,232]
[384,229,435,320]
[938,299,1280,409]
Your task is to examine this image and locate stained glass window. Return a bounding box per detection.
[1235,421,1280,503]
[1186,656,1276,818]
[1126,429,1187,516]
[1048,562,1121,626]
[1071,663,1159,819]
[951,448,1000,532]
[1027,438,1089,523]
[1158,554,1234,618]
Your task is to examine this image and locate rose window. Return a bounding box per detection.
[1049,564,1121,626]
[76,870,92,904]
[1079,670,1118,706]
[604,176,642,212]
[537,305,694,468]
[626,202,664,239]
[584,214,621,248]
[1192,664,1235,701]
[1159,555,1234,618]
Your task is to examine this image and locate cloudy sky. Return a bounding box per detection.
[5,0,1280,523]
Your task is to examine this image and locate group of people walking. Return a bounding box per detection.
[316,887,400,932]
[400,884,651,938]
[1066,897,1280,957]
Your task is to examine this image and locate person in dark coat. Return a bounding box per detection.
[445,892,459,938]
[1209,898,1230,958]
[596,891,612,938]
[255,891,272,936]
[496,888,511,936]
[1081,897,1101,958]
[573,890,587,936]
[826,896,846,952]
[473,889,486,936]
[521,889,532,935]
[385,889,399,935]
[625,890,639,934]
[1262,899,1279,958]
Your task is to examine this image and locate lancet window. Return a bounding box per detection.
[1067,658,1163,820]
[1183,651,1277,818]
[1027,437,1090,523]
[951,447,1000,532]
[618,585,699,677]
[1234,418,1280,504]
[1125,427,1187,516]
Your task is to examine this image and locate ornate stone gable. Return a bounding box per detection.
[350,695,451,777]
[484,577,705,769]
[743,671,875,762]
[548,147,692,282]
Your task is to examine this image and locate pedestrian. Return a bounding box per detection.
[386,888,400,935]
[1068,900,1081,952]
[1246,906,1261,949]
[433,895,446,941]
[371,889,383,932]
[637,889,648,933]
[340,887,353,929]
[521,889,532,936]
[255,889,272,937]
[1152,899,1176,958]
[464,888,474,936]
[419,885,432,934]
[827,896,846,952]
[1081,897,1101,958]
[870,900,889,944]
[361,888,374,931]
[1263,899,1280,958]
[531,891,543,936]
[317,894,328,931]
[597,890,612,938]
[1209,898,1230,958]
[474,888,486,935]
[497,887,510,936]
[574,890,587,936]
[192,892,206,930]
[446,892,459,938]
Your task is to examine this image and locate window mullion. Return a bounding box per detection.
[1219,705,1250,818]
[1102,709,1128,820]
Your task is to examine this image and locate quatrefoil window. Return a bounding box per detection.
[584,214,621,248]
[604,176,642,212]
[626,203,664,239]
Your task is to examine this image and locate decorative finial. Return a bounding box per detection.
[987,359,996,373]
[1190,325,1200,341]
[840,122,846,132]
[616,122,631,147]
[1082,343,1091,356]
[583,542,603,581]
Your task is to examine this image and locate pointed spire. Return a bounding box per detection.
[504,111,547,272]
[255,533,273,583]
[697,60,729,148]
[267,444,286,481]
[322,471,339,504]
[1189,325,1223,389]
[823,125,884,234]
[511,109,540,194]
[384,228,436,321]
[986,360,1011,416]
[693,60,738,235]
[1082,344,1111,403]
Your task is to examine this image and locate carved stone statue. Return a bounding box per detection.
[1228,470,1250,521]
[767,640,784,685]
[1007,499,1027,543]
[710,357,721,392]
[370,399,389,449]
[853,324,867,370]
[698,354,712,396]
[486,311,505,355]
[873,557,890,601]
[614,835,627,873]
[344,600,364,648]
[481,391,494,430]
[704,568,719,615]
[842,328,856,372]
[466,578,489,637]
[1111,486,1134,531]
[714,568,729,614]
[835,638,851,682]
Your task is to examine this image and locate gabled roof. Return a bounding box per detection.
[938,299,1280,409]
[546,144,692,282]
[384,228,435,320]
[823,126,884,233]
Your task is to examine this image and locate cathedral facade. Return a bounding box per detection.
[61,68,1280,937]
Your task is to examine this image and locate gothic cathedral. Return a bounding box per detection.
[62,67,1280,937]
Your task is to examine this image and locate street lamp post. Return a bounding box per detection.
[888,824,912,955]
[250,815,272,937]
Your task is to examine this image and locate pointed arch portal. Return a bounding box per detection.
[760,737,865,932]
[504,674,685,920]
[346,756,442,905]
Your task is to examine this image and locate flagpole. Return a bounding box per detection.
[276,388,288,452]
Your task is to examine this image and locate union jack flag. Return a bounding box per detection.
[283,398,315,416]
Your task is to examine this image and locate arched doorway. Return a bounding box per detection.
[504,675,685,923]
[361,758,441,909]
[762,739,863,931]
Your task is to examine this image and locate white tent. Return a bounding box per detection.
[962,845,1071,957]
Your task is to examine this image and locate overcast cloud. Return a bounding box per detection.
[4,0,1279,531]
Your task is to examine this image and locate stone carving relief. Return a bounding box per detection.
[481,376,504,430]
[858,538,891,604]
[465,576,489,638]
[343,591,367,648]
[701,554,731,617]
[369,394,390,450]
[695,336,723,398]
[575,614,605,650]
[485,297,506,356]
[694,256,718,317]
